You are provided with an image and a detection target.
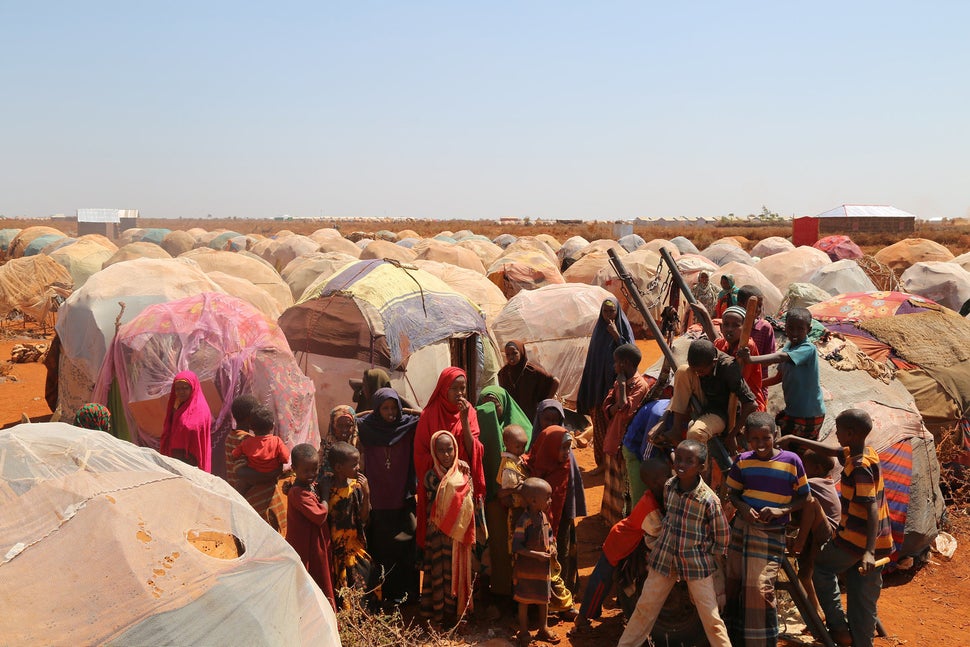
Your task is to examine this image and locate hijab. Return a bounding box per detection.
[477,385,533,445]
[497,340,556,421]
[576,298,634,415]
[718,274,739,302]
[531,398,565,439]
[160,371,212,472]
[74,403,111,433]
[528,425,572,531]
[327,405,357,445]
[429,429,475,617]
[414,367,484,547]
[358,388,418,447]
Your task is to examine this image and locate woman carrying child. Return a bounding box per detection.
[420,430,476,627]
[358,388,419,606]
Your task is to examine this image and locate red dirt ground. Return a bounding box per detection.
[3,333,967,646]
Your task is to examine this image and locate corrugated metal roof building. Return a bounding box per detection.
[76,209,138,237]
[793,204,915,246]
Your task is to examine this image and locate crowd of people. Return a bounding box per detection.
[66,288,894,647]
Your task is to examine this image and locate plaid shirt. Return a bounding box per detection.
[649,475,730,581]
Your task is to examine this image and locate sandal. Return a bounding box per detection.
[516,630,532,646]
[535,629,561,644]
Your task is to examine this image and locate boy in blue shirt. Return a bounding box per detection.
[739,307,825,440]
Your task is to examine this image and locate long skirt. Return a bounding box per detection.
[592,406,609,467]
[368,508,417,604]
[601,451,629,527]
[725,519,786,647]
[485,499,513,596]
[420,525,457,625]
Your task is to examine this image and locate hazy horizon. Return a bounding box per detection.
[3,3,968,221]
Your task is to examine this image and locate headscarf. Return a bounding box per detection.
[497,340,557,421]
[718,274,739,303]
[358,388,418,447]
[74,403,111,433]
[576,298,634,416]
[429,429,475,618]
[328,404,357,444]
[160,371,212,472]
[531,398,565,439]
[477,385,534,446]
[528,425,572,531]
[414,367,485,547]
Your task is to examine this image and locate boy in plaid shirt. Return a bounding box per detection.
[618,439,731,647]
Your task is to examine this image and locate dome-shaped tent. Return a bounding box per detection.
[813,235,863,262]
[7,226,65,258]
[0,255,73,323]
[701,243,753,266]
[359,239,418,263]
[810,259,877,296]
[754,246,831,295]
[413,259,508,323]
[280,252,357,302]
[900,261,970,312]
[750,236,794,259]
[279,259,500,428]
[413,239,486,273]
[102,242,172,268]
[487,249,565,298]
[161,230,196,256]
[48,239,116,289]
[178,249,293,311]
[874,238,954,273]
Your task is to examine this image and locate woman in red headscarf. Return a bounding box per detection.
[159,370,213,472]
[414,367,485,548]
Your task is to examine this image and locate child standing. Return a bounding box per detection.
[497,425,530,528]
[782,409,893,647]
[230,407,290,495]
[327,442,373,598]
[603,343,649,525]
[725,412,810,646]
[285,443,336,610]
[420,430,476,627]
[790,449,841,616]
[740,307,825,440]
[511,478,560,646]
[618,440,731,647]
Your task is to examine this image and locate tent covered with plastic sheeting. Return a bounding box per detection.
[281,252,357,302]
[617,233,645,252]
[360,239,418,263]
[6,225,65,258]
[161,230,196,256]
[640,238,680,258]
[0,423,338,645]
[23,233,66,256]
[413,239,486,274]
[397,237,419,248]
[55,258,226,419]
[754,246,831,295]
[710,262,783,315]
[750,236,794,259]
[874,238,954,273]
[308,228,344,243]
[414,259,508,323]
[669,235,699,255]
[355,238,374,249]
[557,236,590,267]
[493,233,517,248]
[261,235,323,272]
[118,227,145,244]
[179,248,294,311]
[701,243,753,266]
[778,282,834,311]
[93,292,319,476]
[0,254,73,321]
[137,228,172,245]
[208,231,243,250]
[562,251,612,285]
[457,238,504,268]
[900,261,970,312]
[0,228,21,255]
[813,235,863,261]
[40,236,77,256]
[279,259,500,431]
[204,271,283,320]
[810,259,877,296]
[487,249,565,298]
[48,239,116,289]
[591,248,664,338]
[314,234,362,258]
[103,241,172,268]
[492,283,617,407]
[534,233,560,252]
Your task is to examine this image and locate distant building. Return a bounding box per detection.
[792,204,916,246]
[77,208,138,238]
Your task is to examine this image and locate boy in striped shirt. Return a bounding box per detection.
[781,408,893,647]
[725,412,810,646]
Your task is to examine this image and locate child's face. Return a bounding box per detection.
[698,272,709,285]
[294,455,319,483]
[613,356,635,379]
[333,455,360,481]
[378,398,399,423]
[558,436,571,464]
[505,344,521,366]
[674,445,703,486]
[434,434,456,469]
[835,423,863,450]
[642,470,670,497]
[601,301,617,322]
[333,416,355,442]
[720,313,744,343]
[538,407,563,431]
[504,434,526,457]
[785,316,810,345]
[745,425,775,460]
[173,380,192,406]
[528,487,552,513]
[691,360,716,378]
[446,376,467,406]
[720,276,731,290]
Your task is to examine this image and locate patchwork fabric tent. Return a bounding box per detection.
[0,424,337,645]
[279,259,500,429]
[491,283,616,407]
[94,292,319,477]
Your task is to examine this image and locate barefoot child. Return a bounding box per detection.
[790,449,841,616]
[512,478,560,646]
[603,343,649,524]
[781,409,893,647]
[230,406,289,495]
[420,430,475,627]
[327,442,373,599]
[618,440,731,647]
[285,443,335,609]
[725,412,809,646]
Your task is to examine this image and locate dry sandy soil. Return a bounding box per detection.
[2,331,968,646]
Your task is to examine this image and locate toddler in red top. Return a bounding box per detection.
[285,443,335,609]
[231,406,290,486]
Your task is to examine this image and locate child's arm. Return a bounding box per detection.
[757,489,808,523]
[295,487,329,526]
[777,436,843,461]
[791,494,819,556]
[727,487,762,524]
[859,500,880,574]
[710,500,731,557]
[762,371,782,387]
[737,347,789,366]
[690,302,719,344]
[357,474,371,525]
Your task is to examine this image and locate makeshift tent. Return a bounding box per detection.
[0,228,22,256]
[161,230,197,256]
[617,233,646,252]
[396,228,420,240]
[557,236,590,267]
[413,259,508,323]
[279,259,500,429]
[810,259,877,296]
[0,423,337,645]
[359,239,418,263]
[375,229,398,242]
[900,261,970,312]
[208,231,243,250]
[48,239,116,289]
[457,238,504,267]
[0,255,73,322]
[492,283,616,406]
[874,238,954,273]
[179,249,294,311]
[412,239,486,274]
[23,233,66,256]
[453,229,475,241]
[534,233,561,252]
[355,238,374,249]
[55,258,226,419]
[778,282,834,311]
[204,272,282,320]
[280,252,357,302]
[487,249,565,298]
[493,233,517,248]
[562,251,612,285]
[640,238,680,258]
[950,251,970,273]
[713,237,743,248]
[102,242,172,268]
[813,235,863,261]
[504,238,559,266]
[315,235,362,257]
[700,243,753,266]
[93,292,319,476]
[750,236,794,259]
[710,262,783,315]
[592,248,664,339]
[754,246,831,295]
[118,227,145,245]
[6,226,65,258]
[137,228,172,245]
[308,228,344,243]
[808,291,940,324]
[260,235,323,272]
[669,236,699,255]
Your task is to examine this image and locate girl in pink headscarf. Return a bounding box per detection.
[414,367,485,548]
[160,370,213,472]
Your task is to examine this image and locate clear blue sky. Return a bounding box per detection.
[2,2,968,220]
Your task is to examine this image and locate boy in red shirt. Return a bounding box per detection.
[231,406,289,494]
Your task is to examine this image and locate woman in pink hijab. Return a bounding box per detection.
[414,367,485,548]
[159,370,212,472]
